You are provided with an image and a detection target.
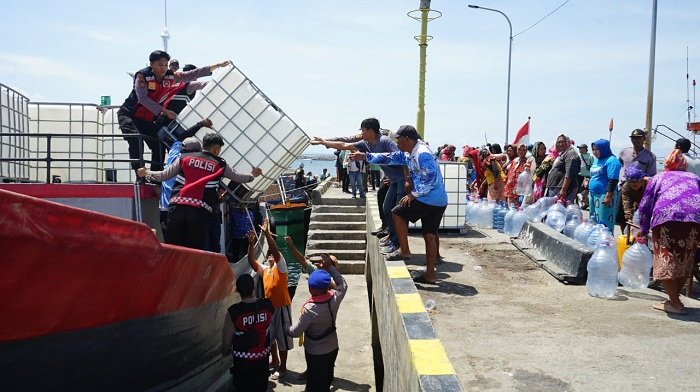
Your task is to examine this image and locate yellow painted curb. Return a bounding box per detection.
[395,293,425,313]
[409,339,456,375]
[387,266,411,279]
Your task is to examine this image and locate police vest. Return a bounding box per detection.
[169,151,227,213]
[120,67,177,122]
[161,82,197,116]
[227,299,274,361]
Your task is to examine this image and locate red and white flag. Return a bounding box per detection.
[512,117,530,145]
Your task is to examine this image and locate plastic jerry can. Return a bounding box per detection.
[617,235,633,271]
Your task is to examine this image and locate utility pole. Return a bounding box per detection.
[161,0,170,52]
[408,1,441,139]
[644,0,658,150]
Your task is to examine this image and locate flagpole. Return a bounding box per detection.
[608,118,614,142]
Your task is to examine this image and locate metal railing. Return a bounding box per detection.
[0,131,159,184]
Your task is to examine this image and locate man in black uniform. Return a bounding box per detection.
[118,50,228,173]
[222,274,275,392]
[137,134,262,250]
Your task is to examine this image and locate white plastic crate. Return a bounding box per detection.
[174,64,309,202]
[408,161,469,230]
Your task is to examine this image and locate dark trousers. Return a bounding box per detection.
[377,181,389,228]
[370,170,381,189]
[204,212,222,253]
[118,110,164,171]
[305,348,339,392]
[167,205,210,250]
[340,168,349,192]
[226,237,248,263]
[159,210,169,243]
[232,357,269,392]
[384,182,405,241]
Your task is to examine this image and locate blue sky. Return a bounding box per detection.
[2,0,699,158]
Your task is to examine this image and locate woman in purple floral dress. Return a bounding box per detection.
[637,149,700,315]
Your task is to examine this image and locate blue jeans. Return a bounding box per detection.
[384,181,405,242]
[349,171,365,197]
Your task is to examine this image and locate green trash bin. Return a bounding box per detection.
[269,203,309,293]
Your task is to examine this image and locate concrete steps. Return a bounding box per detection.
[309,221,366,231]
[306,187,367,274]
[307,239,366,250]
[309,230,366,241]
[313,213,366,222]
[313,205,366,214]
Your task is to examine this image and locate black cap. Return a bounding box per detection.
[395,125,420,140]
[236,274,255,297]
[630,129,645,137]
[577,143,588,149]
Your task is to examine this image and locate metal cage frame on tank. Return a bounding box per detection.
[163,61,309,205]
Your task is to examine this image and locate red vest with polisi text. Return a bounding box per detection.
[168,151,226,213]
[227,299,274,361]
[122,67,177,122]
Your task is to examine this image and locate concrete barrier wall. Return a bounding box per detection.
[513,221,593,284]
[364,194,464,392]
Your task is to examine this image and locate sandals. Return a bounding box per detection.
[412,274,437,285]
[653,301,687,315]
[384,252,410,261]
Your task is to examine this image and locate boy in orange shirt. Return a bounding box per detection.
[246,219,293,380]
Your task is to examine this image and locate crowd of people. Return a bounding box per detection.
[446,130,700,316]
[313,120,448,285]
[123,49,700,389]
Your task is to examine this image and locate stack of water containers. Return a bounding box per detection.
[493,202,508,233]
[618,236,653,288]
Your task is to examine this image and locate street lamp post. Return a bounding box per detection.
[469,4,513,146]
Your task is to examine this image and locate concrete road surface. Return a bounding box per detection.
[405,228,700,392]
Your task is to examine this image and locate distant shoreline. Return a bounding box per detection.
[298,154,336,161]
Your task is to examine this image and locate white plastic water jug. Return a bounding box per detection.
[618,238,653,289]
[586,238,619,298]
[545,201,567,232]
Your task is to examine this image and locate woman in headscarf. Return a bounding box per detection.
[637,149,700,315]
[545,134,581,202]
[504,143,534,206]
[620,165,649,229]
[468,147,485,197]
[440,144,456,161]
[478,148,506,201]
[530,141,549,202]
[588,139,623,231]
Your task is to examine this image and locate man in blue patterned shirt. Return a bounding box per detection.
[350,125,447,285]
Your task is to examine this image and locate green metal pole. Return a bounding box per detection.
[416,2,430,139]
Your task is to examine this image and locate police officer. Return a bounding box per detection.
[118,50,229,173]
[222,274,275,392]
[137,133,262,250]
